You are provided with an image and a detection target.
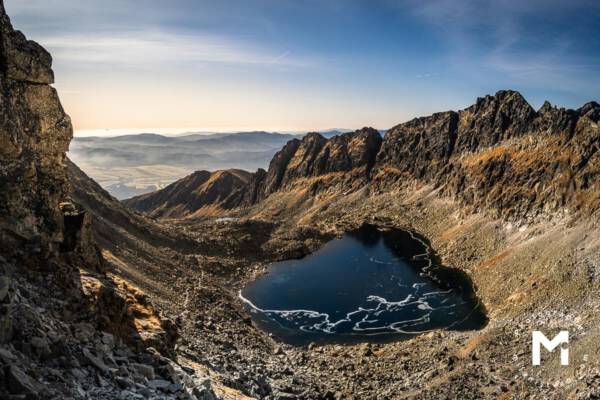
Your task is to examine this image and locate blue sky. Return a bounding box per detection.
[6,0,600,134]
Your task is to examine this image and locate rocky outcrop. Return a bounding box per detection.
[0,3,220,399]
[261,128,382,197]
[376,90,599,221]
[0,5,71,256]
[259,137,302,198]
[376,111,459,179]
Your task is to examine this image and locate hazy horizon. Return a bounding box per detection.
[73,127,357,138]
[6,0,600,133]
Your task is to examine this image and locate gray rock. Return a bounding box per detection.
[8,365,43,395]
[119,389,144,399]
[147,379,171,390]
[82,347,109,373]
[71,368,88,381]
[130,362,155,380]
[167,382,183,393]
[135,384,153,398]
[0,276,10,302]
[191,377,217,400]
[101,332,115,347]
[115,376,133,389]
[0,346,17,363]
[31,336,50,355]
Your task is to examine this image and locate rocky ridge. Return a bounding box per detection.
[125,169,253,219]
[128,92,598,223]
[126,127,383,217]
[378,90,600,220]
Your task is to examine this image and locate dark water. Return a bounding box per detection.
[240,225,486,345]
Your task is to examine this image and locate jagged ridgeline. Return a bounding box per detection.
[127,91,599,222]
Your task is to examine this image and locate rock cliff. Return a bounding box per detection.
[377,90,599,220]
[259,127,382,198]
[0,3,219,398]
[0,1,71,256]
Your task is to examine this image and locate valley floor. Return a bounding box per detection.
[76,166,600,399]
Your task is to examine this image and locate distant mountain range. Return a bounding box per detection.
[68,129,374,199]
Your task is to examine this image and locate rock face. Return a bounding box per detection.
[260,127,382,197]
[0,2,72,256]
[0,2,83,383]
[124,169,253,218]
[0,3,219,399]
[376,90,599,220]
[376,111,459,179]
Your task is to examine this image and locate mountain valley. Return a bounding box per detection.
[0,2,599,399]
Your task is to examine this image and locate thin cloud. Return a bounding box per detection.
[405,0,600,91]
[42,31,314,69]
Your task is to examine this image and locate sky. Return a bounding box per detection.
[5,0,600,135]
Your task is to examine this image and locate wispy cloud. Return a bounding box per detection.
[416,72,439,79]
[42,31,313,69]
[405,0,600,92]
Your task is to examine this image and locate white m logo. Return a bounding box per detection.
[532,331,569,366]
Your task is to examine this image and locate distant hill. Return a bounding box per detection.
[68,131,298,199]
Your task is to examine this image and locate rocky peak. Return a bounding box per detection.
[455,90,536,151]
[280,132,328,183]
[259,138,302,198]
[578,101,600,122]
[336,127,382,173]
[534,100,578,135]
[538,100,553,114]
[261,128,382,194]
[124,169,253,218]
